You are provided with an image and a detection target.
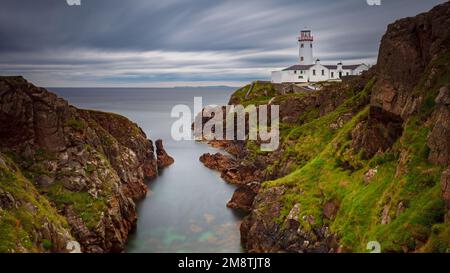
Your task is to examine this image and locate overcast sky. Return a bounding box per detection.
[0,0,446,87]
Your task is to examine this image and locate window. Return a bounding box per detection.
[300,70,303,74]
[300,57,304,62]
[310,44,313,48]
[331,72,334,78]
[298,76,303,79]
[346,72,349,76]
[321,70,325,76]
[301,43,304,48]
[294,70,297,74]
[313,69,316,76]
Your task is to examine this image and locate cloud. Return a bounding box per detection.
[0,0,446,87]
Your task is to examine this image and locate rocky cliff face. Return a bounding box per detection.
[0,76,172,252]
[200,2,450,253]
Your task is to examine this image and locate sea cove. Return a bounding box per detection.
[51,87,241,253]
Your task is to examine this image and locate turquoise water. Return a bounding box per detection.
[51,87,243,253]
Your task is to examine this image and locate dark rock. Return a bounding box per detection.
[428,86,450,166]
[371,3,450,119]
[0,189,16,209]
[323,200,340,220]
[227,182,260,212]
[351,106,403,158]
[155,139,174,169]
[36,174,55,187]
[200,153,238,172]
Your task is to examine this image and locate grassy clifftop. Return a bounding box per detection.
[237,51,449,253]
[236,3,450,253]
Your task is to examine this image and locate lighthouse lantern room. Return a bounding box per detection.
[298,29,314,65]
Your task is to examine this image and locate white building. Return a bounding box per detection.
[271,30,369,83]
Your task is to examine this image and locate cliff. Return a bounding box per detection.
[0,76,172,252]
[200,2,450,253]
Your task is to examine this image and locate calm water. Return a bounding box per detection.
[50,87,243,253]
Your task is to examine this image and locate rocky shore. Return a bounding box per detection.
[0,76,173,252]
[199,2,450,253]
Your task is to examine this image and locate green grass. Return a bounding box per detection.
[240,55,450,252]
[0,153,70,253]
[84,163,96,174]
[264,78,375,178]
[229,81,278,106]
[42,239,52,250]
[65,118,86,131]
[261,101,446,251]
[46,182,106,229]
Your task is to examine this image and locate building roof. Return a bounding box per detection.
[324,64,365,70]
[282,64,314,71]
[343,64,364,70]
[282,63,367,71]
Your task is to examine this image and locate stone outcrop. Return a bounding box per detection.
[155,139,174,169]
[227,182,260,212]
[351,106,404,158]
[371,3,450,119]
[240,187,338,253]
[428,86,450,166]
[0,76,172,252]
[200,152,260,185]
[353,2,450,157]
[200,153,238,171]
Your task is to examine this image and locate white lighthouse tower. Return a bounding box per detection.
[298,29,314,65]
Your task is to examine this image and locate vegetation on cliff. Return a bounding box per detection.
[0,152,74,253]
[203,2,450,253]
[0,76,172,252]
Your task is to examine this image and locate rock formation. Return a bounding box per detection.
[155,139,174,169]
[0,76,173,252]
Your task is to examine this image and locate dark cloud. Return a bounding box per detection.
[0,0,446,86]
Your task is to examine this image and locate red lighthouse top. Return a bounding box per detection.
[298,30,313,41]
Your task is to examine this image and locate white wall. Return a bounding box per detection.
[353,64,369,75]
[329,68,352,79]
[309,64,329,82]
[271,71,282,83]
[271,70,308,83]
[272,64,369,83]
[299,40,313,65]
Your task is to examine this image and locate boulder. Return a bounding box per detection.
[323,200,340,220]
[155,139,174,169]
[227,182,260,212]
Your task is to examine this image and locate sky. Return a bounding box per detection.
[0,0,447,87]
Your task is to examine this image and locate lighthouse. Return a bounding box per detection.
[298,29,314,65]
[271,29,369,84]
